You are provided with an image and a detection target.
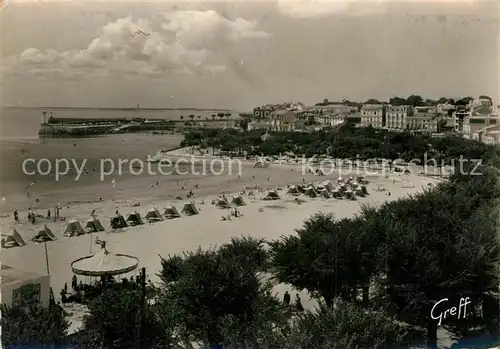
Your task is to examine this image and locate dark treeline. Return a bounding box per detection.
[3,130,500,349]
[181,124,500,165]
[317,95,489,107]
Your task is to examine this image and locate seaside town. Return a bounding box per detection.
[1,1,500,349]
[2,94,500,349]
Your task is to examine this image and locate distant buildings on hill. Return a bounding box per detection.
[243,97,500,144]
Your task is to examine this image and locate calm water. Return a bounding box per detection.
[0,107,233,139]
[0,108,224,207]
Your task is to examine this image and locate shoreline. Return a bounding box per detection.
[1,166,441,297]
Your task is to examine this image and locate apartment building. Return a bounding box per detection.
[386,105,411,130]
[406,113,442,133]
[268,109,298,131]
[247,121,270,131]
[315,113,346,127]
[360,104,384,128]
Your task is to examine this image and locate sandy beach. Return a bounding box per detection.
[1,160,440,298]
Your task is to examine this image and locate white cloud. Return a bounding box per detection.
[276,0,481,18]
[162,10,271,50]
[4,11,270,80]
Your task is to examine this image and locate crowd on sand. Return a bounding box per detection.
[3,171,410,249]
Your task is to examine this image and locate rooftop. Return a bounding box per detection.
[1,264,47,287]
[362,104,383,110]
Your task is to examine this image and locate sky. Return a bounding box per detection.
[1,0,499,110]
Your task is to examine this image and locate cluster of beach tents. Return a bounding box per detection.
[286,177,368,201]
[214,195,247,208]
[1,202,201,249]
[1,225,58,249]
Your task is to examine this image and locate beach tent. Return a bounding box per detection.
[163,206,181,219]
[126,211,144,226]
[322,181,333,191]
[33,225,57,242]
[332,189,343,199]
[85,218,105,233]
[231,196,246,206]
[64,220,85,237]
[253,160,270,168]
[262,190,280,200]
[2,228,27,248]
[215,197,231,209]
[145,207,163,222]
[304,186,318,198]
[296,184,306,193]
[182,202,199,216]
[286,185,301,196]
[354,187,365,197]
[110,214,128,229]
[320,190,330,199]
[344,189,356,200]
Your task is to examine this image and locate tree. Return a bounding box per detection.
[269,213,372,306]
[189,114,195,120]
[424,98,437,106]
[438,97,449,104]
[77,285,176,348]
[389,97,407,106]
[180,115,184,120]
[158,237,279,347]
[406,95,425,106]
[286,302,417,349]
[456,97,473,106]
[1,304,70,348]
[376,168,500,348]
[364,99,381,104]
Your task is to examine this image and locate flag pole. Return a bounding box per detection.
[44,241,50,275]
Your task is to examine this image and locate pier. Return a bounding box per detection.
[38,114,237,138]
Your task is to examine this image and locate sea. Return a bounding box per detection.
[0,107,231,212]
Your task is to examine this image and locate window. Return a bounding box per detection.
[12,283,41,307]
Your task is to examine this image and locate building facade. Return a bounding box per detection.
[406,113,441,133]
[315,113,346,127]
[360,104,384,128]
[268,110,298,132]
[386,105,411,130]
[1,265,51,308]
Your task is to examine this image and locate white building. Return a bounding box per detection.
[386,105,411,130]
[1,265,51,308]
[315,113,346,127]
[360,104,384,128]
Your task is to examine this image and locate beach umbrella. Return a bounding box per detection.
[71,242,139,277]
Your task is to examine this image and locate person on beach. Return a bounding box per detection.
[283,291,290,305]
[13,210,19,223]
[47,209,51,220]
[295,293,304,312]
[71,275,78,291]
[91,209,96,218]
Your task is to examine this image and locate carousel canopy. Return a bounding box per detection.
[71,244,139,277]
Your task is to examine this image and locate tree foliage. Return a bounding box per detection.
[76,286,175,349]
[182,126,500,167]
[1,304,70,348]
